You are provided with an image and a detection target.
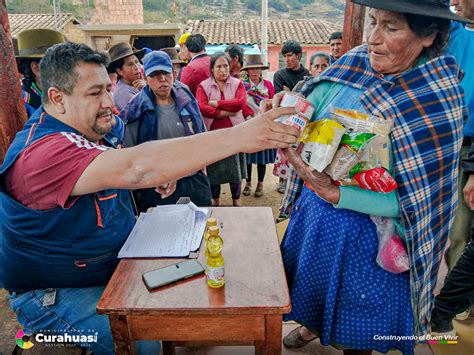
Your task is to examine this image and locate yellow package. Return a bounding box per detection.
[300,119,346,172]
[334,108,369,120]
[330,107,392,137]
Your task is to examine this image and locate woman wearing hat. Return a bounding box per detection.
[108,42,146,113]
[240,54,276,198]
[15,29,65,116]
[278,0,472,353]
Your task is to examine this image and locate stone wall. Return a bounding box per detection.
[90,0,144,24]
[64,22,86,43]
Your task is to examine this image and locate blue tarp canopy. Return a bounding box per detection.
[205,44,261,55]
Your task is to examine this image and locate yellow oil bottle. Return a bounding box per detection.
[204,218,217,241]
[204,218,217,258]
[206,226,225,288]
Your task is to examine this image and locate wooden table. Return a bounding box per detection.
[97,207,291,354]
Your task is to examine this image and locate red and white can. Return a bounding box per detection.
[277,93,315,132]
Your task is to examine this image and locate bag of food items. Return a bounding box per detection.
[300,119,346,172]
[342,134,397,193]
[325,132,375,181]
[330,107,392,137]
[296,105,398,192]
[352,167,398,193]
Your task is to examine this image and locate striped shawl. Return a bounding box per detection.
[296,44,466,336]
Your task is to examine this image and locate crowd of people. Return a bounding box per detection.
[2,0,474,354]
[13,24,339,206]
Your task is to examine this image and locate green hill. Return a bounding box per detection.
[6,0,345,24]
[6,0,94,21]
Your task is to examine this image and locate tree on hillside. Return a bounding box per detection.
[241,0,261,11]
[143,0,169,11]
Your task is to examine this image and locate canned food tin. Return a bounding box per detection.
[277,93,315,131]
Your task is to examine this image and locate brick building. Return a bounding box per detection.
[91,0,144,25]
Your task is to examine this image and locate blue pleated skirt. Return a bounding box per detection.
[245,148,277,165]
[281,187,415,354]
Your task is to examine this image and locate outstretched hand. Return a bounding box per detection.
[235,106,300,153]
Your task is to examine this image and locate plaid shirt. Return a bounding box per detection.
[284,44,466,336]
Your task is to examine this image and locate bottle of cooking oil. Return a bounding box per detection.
[204,218,217,241]
[206,226,225,288]
[204,218,217,258]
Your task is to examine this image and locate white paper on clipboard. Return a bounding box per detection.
[118,202,209,258]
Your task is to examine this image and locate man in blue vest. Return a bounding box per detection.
[121,50,211,211]
[0,42,298,352]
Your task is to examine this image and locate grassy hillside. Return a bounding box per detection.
[6,0,345,24]
[144,0,345,23]
[6,0,94,21]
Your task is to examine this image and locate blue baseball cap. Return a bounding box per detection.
[143,51,173,77]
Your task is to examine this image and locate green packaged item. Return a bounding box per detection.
[340,132,376,151]
[349,161,373,178]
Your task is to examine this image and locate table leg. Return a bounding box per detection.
[109,315,132,355]
[255,340,264,354]
[162,341,176,355]
[255,314,282,354]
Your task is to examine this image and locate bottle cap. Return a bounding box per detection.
[208,226,220,236]
[207,217,217,227]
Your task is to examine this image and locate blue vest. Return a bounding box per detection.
[0,109,135,292]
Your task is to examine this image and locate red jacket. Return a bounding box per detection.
[180,54,211,97]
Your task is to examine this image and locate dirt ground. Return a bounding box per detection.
[217,165,284,218]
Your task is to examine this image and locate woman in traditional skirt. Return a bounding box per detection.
[196,52,247,206]
[278,0,471,353]
[241,54,276,197]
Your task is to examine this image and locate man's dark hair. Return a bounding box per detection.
[40,42,109,105]
[329,31,343,42]
[404,13,450,59]
[281,40,302,56]
[185,34,206,53]
[310,51,331,66]
[225,44,244,66]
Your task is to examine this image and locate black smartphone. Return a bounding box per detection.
[142,259,205,291]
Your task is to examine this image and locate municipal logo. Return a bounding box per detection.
[15,329,34,349]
